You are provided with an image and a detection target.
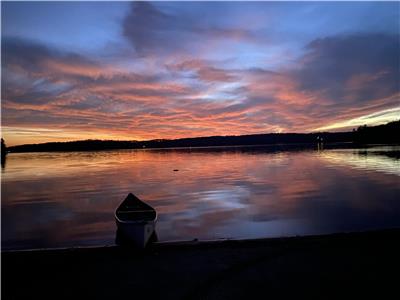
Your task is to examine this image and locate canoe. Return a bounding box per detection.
[115,193,157,248]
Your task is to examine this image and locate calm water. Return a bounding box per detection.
[2,145,400,250]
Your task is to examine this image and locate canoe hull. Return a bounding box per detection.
[116,220,156,248]
[115,193,157,248]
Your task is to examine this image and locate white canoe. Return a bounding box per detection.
[115,193,157,248]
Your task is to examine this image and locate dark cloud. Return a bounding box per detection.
[2,37,98,76]
[1,37,211,135]
[1,37,102,104]
[122,2,255,56]
[294,33,400,103]
[1,37,51,72]
[1,37,193,108]
[122,2,175,54]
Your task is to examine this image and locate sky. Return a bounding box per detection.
[1,1,399,146]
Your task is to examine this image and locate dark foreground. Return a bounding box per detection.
[3,229,400,299]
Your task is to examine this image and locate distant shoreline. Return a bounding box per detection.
[2,227,399,254]
[6,141,359,154]
[7,132,354,153]
[5,120,399,153]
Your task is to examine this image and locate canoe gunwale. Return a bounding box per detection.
[115,214,158,225]
[114,193,157,225]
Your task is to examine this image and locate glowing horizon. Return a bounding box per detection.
[2,2,399,147]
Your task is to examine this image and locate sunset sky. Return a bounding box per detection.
[2,1,399,146]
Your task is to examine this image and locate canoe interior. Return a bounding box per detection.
[116,193,156,222]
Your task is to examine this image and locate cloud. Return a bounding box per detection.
[3,37,260,143]
[267,33,400,130]
[294,33,400,104]
[122,2,256,56]
[2,29,399,145]
[2,37,100,77]
[168,59,238,83]
[122,2,174,55]
[1,37,107,105]
[314,106,400,131]
[2,37,193,106]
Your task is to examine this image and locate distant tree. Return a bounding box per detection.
[1,138,6,168]
[353,121,399,144]
[357,124,368,132]
[1,138,6,154]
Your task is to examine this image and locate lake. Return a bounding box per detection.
[2,145,400,250]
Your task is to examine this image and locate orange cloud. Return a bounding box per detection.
[2,33,399,146]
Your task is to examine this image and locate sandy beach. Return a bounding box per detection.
[3,228,399,299]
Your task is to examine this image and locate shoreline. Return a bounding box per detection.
[6,141,355,154]
[2,227,399,254]
[3,228,400,299]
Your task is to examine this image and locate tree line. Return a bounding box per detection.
[4,120,399,153]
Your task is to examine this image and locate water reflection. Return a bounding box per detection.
[2,146,400,250]
[319,146,400,176]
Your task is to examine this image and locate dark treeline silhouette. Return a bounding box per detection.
[1,138,7,168]
[7,121,399,153]
[353,120,400,144]
[1,138,6,153]
[7,133,352,153]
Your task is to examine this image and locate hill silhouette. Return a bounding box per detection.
[7,121,399,153]
[353,120,400,144]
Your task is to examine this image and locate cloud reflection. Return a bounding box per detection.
[319,147,400,176]
[2,146,400,249]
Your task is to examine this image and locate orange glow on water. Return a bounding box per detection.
[2,146,400,249]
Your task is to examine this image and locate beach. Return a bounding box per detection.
[3,229,399,299]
